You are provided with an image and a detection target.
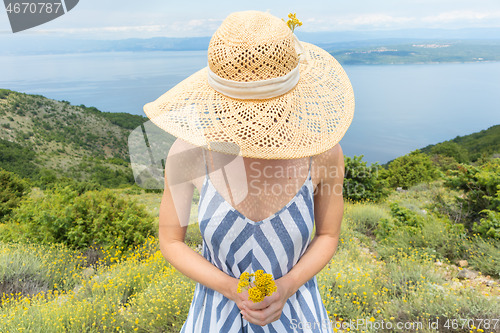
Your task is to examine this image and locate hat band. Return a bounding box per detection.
[207,64,300,100]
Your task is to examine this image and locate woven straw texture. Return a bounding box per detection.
[144,10,355,159]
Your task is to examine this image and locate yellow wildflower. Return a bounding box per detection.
[237,270,277,303]
[248,286,264,303]
[282,12,303,33]
[241,272,251,281]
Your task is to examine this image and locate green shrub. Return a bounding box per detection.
[376,215,469,265]
[375,217,397,240]
[0,168,30,222]
[1,186,155,252]
[106,157,128,166]
[385,150,437,189]
[345,203,390,236]
[88,164,134,188]
[34,168,58,187]
[430,141,469,163]
[124,267,195,331]
[0,89,11,99]
[343,155,389,202]
[473,210,500,239]
[390,202,424,228]
[0,138,39,179]
[444,159,500,229]
[123,184,143,195]
[43,177,102,194]
[430,154,461,173]
[462,234,500,278]
[421,217,467,259]
[375,202,425,239]
[0,241,85,300]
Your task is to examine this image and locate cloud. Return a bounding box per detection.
[299,10,500,32]
[341,14,415,27]
[9,10,500,38]
[169,18,222,35]
[32,25,164,35]
[300,14,416,31]
[24,18,223,38]
[422,10,500,24]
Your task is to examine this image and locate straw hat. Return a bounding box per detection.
[143,10,354,159]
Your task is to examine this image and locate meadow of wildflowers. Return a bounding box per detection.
[0,183,498,333]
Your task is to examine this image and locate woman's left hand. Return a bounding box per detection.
[240,277,294,326]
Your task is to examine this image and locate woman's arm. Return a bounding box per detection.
[240,144,344,325]
[282,144,345,295]
[158,140,244,308]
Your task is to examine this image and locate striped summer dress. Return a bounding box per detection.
[180,156,333,333]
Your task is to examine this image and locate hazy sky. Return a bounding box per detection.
[1,0,500,38]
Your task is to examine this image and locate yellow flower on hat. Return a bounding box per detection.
[237,270,277,303]
[282,12,303,33]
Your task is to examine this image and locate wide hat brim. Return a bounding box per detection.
[143,41,354,159]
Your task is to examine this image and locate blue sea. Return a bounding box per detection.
[1,50,499,164]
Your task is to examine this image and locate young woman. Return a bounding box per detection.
[143,10,354,332]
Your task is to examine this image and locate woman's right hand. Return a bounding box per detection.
[226,277,250,311]
[237,277,292,326]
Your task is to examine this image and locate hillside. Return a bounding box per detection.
[329,39,500,65]
[420,124,500,162]
[1,89,498,187]
[0,89,147,186]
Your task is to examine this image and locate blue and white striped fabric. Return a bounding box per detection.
[180,159,333,332]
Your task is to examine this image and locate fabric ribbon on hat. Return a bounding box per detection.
[207,34,307,100]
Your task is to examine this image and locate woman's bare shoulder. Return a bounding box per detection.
[312,144,344,185]
[168,138,199,155]
[165,139,205,185]
[321,143,343,161]
[314,144,343,167]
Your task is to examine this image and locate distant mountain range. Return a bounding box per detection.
[331,40,500,64]
[1,27,500,56]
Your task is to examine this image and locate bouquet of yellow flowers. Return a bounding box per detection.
[237,270,277,303]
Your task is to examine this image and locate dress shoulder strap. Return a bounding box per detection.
[200,148,236,206]
[201,148,209,176]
